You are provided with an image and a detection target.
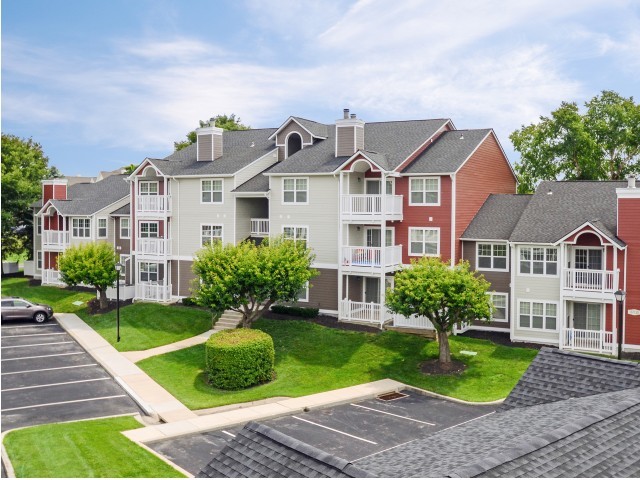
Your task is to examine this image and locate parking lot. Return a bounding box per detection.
[148,390,496,476]
[1,318,141,431]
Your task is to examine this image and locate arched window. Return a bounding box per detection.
[286,132,302,158]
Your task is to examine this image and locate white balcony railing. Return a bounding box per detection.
[340,300,385,326]
[563,268,617,292]
[137,238,171,257]
[341,245,402,270]
[135,283,172,302]
[42,230,70,249]
[563,328,614,354]
[42,269,65,286]
[340,195,403,221]
[391,312,435,330]
[250,219,269,237]
[136,195,171,215]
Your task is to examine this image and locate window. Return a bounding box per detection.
[409,177,439,205]
[283,178,308,204]
[120,218,130,239]
[297,281,309,302]
[518,300,558,331]
[97,218,107,238]
[118,255,128,279]
[519,247,558,276]
[283,226,308,245]
[139,182,158,195]
[201,224,223,246]
[201,179,223,203]
[139,262,158,282]
[477,243,508,270]
[72,218,90,238]
[140,222,158,238]
[36,216,42,236]
[489,293,508,322]
[409,228,439,256]
[36,251,42,270]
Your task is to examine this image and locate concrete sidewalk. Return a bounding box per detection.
[122,329,215,363]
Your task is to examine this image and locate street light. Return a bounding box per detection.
[115,262,123,342]
[614,289,625,360]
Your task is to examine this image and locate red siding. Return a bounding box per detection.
[618,197,640,346]
[454,133,516,262]
[42,183,67,203]
[393,124,453,172]
[44,251,59,270]
[131,182,136,250]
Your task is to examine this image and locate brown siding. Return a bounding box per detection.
[170,260,197,297]
[462,241,511,292]
[619,197,640,346]
[114,217,131,254]
[276,122,312,146]
[343,276,363,302]
[336,126,356,157]
[198,134,213,161]
[306,268,338,311]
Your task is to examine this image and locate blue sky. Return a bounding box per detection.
[2,0,639,176]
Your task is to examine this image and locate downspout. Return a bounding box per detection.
[450,173,456,267]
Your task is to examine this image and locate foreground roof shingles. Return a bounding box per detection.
[461,194,532,240]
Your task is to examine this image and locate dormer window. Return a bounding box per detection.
[286,132,303,158]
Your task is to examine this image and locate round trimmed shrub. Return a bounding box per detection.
[205,329,275,390]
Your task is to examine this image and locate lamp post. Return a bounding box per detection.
[614,289,625,360]
[115,262,123,342]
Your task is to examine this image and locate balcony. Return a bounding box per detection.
[341,245,402,273]
[42,269,65,286]
[135,283,172,302]
[42,230,70,250]
[562,328,614,355]
[136,195,171,217]
[137,238,171,259]
[339,300,434,329]
[250,219,269,237]
[563,268,617,295]
[340,195,403,222]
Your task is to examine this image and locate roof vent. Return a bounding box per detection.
[459,133,464,140]
[350,113,356,119]
[343,108,350,119]
[628,176,637,189]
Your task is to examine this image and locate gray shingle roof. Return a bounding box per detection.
[292,117,329,139]
[500,347,640,411]
[402,129,492,174]
[109,203,130,216]
[232,166,274,193]
[44,175,129,216]
[509,181,627,246]
[461,194,532,240]
[197,421,371,478]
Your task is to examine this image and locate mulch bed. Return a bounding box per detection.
[86,298,133,315]
[262,311,381,334]
[459,329,545,350]
[420,359,466,375]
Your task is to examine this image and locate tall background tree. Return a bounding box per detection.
[511,90,640,193]
[1,134,60,261]
[174,114,250,151]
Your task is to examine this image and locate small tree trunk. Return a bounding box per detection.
[98,288,108,310]
[436,330,451,364]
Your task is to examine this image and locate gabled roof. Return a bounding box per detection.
[232,165,275,193]
[38,175,129,216]
[268,116,329,141]
[109,203,130,216]
[461,194,532,241]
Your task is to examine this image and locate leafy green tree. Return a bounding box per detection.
[192,236,317,328]
[386,257,492,365]
[1,134,60,261]
[174,114,250,151]
[58,242,118,310]
[122,163,138,175]
[511,91,640,193]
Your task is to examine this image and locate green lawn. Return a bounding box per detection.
[3,416,185,478]
[138,319,537,409]
[1,276,95,315]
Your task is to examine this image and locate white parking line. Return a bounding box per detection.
[2,332,67,338]
[2,377,111,392]
[1,324,59,329]
[1,341,74,349]
[1,364,98,376]
[1,352,85,362]
[350,403,435,426]
[1,395,129,412]
[221,430,236,438]
[291,416,378,445]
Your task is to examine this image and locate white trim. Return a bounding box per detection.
[138,180,159,196]
[451,173,456,266]
[517,245,560,277]
[312,262,338,270]
[200,223,224,247]
[333,151,388,174]
[284,131,304,159]
[408,227,440,257]
[281,177,309,205]
[36,216,42,236]
[232,147,279,188]
[516,298,560,332]
[297,281,309,302]
[511,335,560,346]
[555,221,624,249]
[476,242,509,272]
[615,188,640,199]
[138,220,159,238]
[269,117,328,142]
[126,158,163,180]
[71,217,91,239]
[120,217,131,239]
[282,225,309,245]
[408,177,441,206]
[36,250,42,271]
[97,217,108,239]
[200,178,224,205]
[488,292,508,323]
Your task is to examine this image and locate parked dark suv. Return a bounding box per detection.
[1,297,54,323]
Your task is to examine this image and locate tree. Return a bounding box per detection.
[174,114,250,151]
[511,91,640,193]
[386,257,492,365]
[1,134,60,261]
[122,163,138,175]
[192,236,317,328]
[58,242,118,310]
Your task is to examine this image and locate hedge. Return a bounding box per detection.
[271,305,319,318]
[205,329,275,390]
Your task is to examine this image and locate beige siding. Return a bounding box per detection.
[234,149,278,189]
[276,122,312,146]
[33,210,42,275]
[336,126,355,157]
[355,125,364,151]
[170,260,197,297]
[214,133,223,160]
[235,198,268,243]
[198,134,213,161]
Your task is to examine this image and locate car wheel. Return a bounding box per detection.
[34,312,47,323]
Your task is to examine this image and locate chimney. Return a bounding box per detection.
[335,108,365,157]
[196,123,224,161]
[628,176,637,189]
[42,178,68,203]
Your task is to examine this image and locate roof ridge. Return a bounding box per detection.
[366,118,449,125]
[542,346,640,368]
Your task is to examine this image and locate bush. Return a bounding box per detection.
[271,304,319,318]
[205,329,275,390]
[181,297,197,306]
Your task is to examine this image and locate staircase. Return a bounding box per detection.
[213,310,243,332]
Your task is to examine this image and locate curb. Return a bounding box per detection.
[402,385,505,406]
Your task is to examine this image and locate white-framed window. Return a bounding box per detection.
[297,281,309,302]
[36,216,42,236]
[409,177,440,205]
[489,293,508,322]
[518,300,558,331]
[120,218,130,239]
[97,218,108,238]
[72,218,90,238]
[201,224,223,246]
[409,227,439,256]
[519,246,558,276]
[118,254,129,279]
[36,251,42,270]
[282,178,308,204]
[477,243,508,271]
[139,262,159,283]
[140,222,159,238]
[201,179,223,204]
[283,225,308,245]
[365,227,394,248]
[139,182,158,196]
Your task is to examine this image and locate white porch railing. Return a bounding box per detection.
[341,245,402,269]
[23,260,35,276]
[563,268,617,292]
[391,312,435,330]
[563,328,614,354]
[339,300,385,326]
[106,282,136,301]
[42,269,65,286]
[137,238,171,257]
[250,219,269,237]
[340,195,403,221]
[135,283,172,302]
[42,230,70,249]
[136,195,171,214]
